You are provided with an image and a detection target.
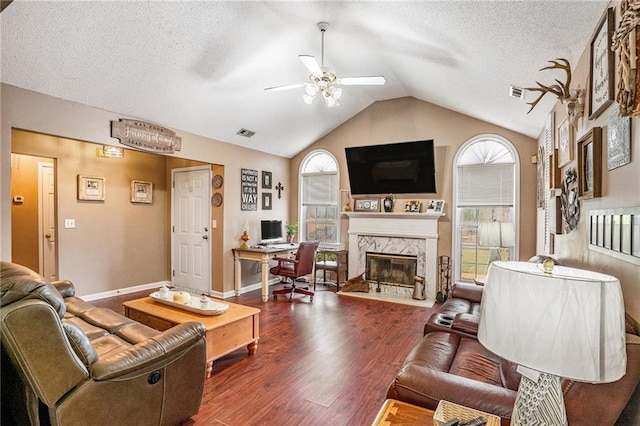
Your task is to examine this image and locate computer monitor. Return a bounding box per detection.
[260,220,283,245]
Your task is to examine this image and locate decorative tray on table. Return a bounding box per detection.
[150,290,229,316]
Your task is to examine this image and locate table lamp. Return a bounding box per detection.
[478,261,627,425]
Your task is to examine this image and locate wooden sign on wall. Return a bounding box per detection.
[241,168,258,211]
[111,119,182,153]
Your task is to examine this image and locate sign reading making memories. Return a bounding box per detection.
[111,119,182,153]
[241,168,258,211]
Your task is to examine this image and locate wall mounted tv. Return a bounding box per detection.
[345,140,437,195]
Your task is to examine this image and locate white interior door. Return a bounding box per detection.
[172,167,211,293]
[38,162,56,280]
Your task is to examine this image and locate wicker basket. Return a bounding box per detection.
[433,400,501,426]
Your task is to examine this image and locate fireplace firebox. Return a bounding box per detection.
[365,252,417,287]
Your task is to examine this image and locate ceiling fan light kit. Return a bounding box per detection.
[265,21,385,108]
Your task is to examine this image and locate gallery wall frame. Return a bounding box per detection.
[262,171,272,189]
[589,207,640,266]
[262,192,272,210]
[577,127,602,200]
[589,7,615,119]
[131,180,153,204]
[77,175,105,201]
[557,116,574,167]
[607,104,632,170]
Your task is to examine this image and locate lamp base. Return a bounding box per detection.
[512,368,567,426]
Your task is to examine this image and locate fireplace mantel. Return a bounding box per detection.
[345,211,443,300]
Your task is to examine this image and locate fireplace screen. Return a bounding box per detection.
[366,252,418,287]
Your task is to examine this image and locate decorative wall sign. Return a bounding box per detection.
[354,198,380,212]
[212,192,223,207]
[241,168,258,211]
[262,192,272,210]
[589,207,640,265]
[589,7,615,119]
[612,0,640,116]
[262,171,272,189]
[213,174,224,189]
[577,127,602,199]
[560,168,579,233]
[557,116,573,167]
[607,104,632,170]
[131,180,153,204]
[77,175,105,201]
[111,119,181,153]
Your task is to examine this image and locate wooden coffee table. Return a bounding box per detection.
[123,297,260,378]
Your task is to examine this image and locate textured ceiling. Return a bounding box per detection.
[1,1,609,158]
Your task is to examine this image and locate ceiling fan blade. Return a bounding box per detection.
[264,83,305,92]
[336,76,386,86]
[298,55,323,77]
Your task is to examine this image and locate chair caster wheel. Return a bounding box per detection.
[310,297,313,302]
[273,295,277,300]
[288,297,293,303]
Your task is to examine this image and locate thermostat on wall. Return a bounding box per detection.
[13,195,24,204]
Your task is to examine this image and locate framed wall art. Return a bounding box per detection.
[262,171,272,189]
[131,180,153,203]
[241,168,258,211]
[589,7,615,119]
[354,198,380,212]
[262,192,272,210]
[577,127,602,200]
[77,175,105,201]
[607,104,632,170]
[557,116,573,167]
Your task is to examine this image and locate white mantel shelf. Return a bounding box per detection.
[344,212,445,219]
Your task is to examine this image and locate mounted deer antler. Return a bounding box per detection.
[526,58,585,126]
[526,58,573,113]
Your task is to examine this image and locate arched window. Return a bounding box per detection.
[299,150,339,244]
[453,135,520,282]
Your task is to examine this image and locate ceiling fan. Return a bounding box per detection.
[264,22,386,108]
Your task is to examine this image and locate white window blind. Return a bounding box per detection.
[302,174,337,205]
[457,164,514,206]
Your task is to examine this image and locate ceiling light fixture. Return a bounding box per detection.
[265,22,385,108]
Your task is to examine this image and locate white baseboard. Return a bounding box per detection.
[81,281,170,301]
[211,278,281,299]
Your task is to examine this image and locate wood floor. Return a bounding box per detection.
[93,283,440,425]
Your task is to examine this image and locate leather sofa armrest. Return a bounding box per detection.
[452,313,479,335]
[51,280,75,298]
[450,282,483,303]
[90,322,206,380]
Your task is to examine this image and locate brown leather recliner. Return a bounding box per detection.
[1,261,207,426]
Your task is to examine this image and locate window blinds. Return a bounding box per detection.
[302,174,338,205]
[457,164,514,206]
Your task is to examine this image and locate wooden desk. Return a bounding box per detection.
[372,399,435,425]
[123,297,260,378]
[232,245,298,302]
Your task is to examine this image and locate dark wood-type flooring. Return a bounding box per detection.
[93,283,440,425]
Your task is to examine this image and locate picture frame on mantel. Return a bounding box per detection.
[354,198,380,212]
[589,7,615,119]
[577,127,602,200]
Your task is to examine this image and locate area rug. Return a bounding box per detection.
[337,290,434,308]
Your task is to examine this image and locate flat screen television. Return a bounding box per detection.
[260,220,283,245]
[345,140,437,195]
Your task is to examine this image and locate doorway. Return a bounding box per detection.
[11,154,57,278]
[171,166,212,293]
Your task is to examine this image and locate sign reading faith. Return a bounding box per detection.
[111,119,182,153]
[241,168,258,211]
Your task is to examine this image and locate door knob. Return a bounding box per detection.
[45,233,52,238]
[202,235,208,240]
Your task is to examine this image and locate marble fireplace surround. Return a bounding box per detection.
[346,212,443,301]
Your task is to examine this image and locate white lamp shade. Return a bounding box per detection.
[478,261,626,383]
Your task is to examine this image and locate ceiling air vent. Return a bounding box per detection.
[236,128,256,138]
[509,85,526,100]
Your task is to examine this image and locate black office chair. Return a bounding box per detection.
[271,241,319,302]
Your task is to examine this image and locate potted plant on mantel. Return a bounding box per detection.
[285,222,298,243]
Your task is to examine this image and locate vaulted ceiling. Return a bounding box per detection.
[1,1,609,158]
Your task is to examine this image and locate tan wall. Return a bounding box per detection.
[12,130,168,295]
[541,0,640,320]
[1,84,290,296]
[290,96,539,265]
[10,154,54,271]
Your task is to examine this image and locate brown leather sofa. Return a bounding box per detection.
[388,282,640,425]
[1,261,207,426]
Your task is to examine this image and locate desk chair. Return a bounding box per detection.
[271,241,319,302]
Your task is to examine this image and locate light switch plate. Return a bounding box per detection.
[64,219,76,229]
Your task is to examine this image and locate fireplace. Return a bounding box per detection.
[346,211,443,300]
[366,252,417,287]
